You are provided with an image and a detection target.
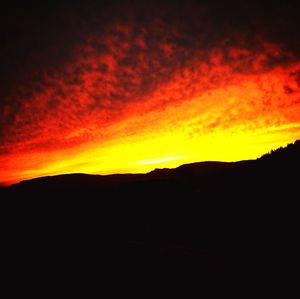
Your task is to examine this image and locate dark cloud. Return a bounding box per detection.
[0,0,299,152]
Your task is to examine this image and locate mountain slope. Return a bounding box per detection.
[10,140,300,191]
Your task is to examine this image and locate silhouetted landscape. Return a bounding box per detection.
[2,140,299,287]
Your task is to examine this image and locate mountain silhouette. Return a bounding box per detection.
[2,140,299,288]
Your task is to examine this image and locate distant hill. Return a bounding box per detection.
[2,140,299,287]
[260,139,300,160]
[9,140,299,191]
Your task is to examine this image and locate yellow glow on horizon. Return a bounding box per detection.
[0,121,297,186]
[136,155,186,166]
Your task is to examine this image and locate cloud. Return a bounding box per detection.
[0,0,299,183]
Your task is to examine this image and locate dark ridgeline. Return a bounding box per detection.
[2,140,299,287]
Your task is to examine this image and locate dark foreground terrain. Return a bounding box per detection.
[2,140,299,288]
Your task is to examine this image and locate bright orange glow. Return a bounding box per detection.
[0,32,299,185]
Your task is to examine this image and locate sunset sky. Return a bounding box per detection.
[0,0,299,185]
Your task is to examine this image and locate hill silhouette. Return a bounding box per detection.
[2,140,299,288]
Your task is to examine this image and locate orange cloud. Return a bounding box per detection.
[0,4,299,185]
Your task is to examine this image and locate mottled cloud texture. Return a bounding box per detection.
[0,0,299,184]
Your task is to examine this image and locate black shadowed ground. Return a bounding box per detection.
[2,140,299,287]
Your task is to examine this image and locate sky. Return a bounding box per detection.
[0,0,299,185]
